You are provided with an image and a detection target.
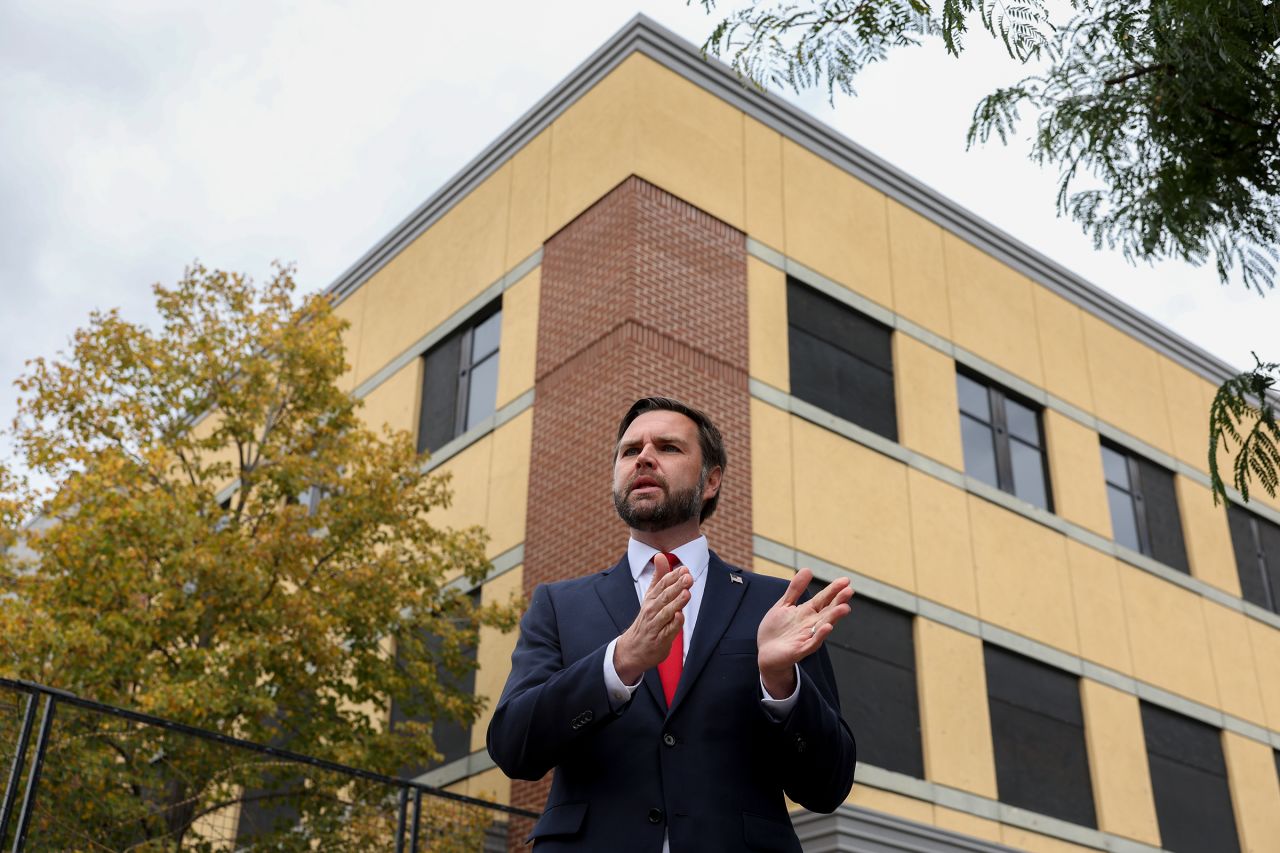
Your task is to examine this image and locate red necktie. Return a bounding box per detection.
[656,552,683,707]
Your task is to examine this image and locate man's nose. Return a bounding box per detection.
[634,442,657,467]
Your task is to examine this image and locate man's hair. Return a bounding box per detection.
[615,396,727,523]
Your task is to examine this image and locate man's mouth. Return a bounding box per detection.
[630,475,663,494]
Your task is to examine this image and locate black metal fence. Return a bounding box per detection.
[0,678,534,851]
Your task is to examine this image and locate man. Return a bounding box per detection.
[487,397,856,851]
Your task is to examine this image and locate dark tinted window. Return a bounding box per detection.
[957,371,1052,511]
[825,595,923,777]
[391,590,480,776]
[984,646,1096,827]
[1138,457,1190,572]
[1101,442,1189,573]
[787,280,897,441]
[1141,703,1240,853]
[417,303,502,454]
[235,712,304,841]
[1225,504,1280,613]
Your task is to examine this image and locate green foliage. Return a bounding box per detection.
[1209,355,1280,505]
[697,0,1280,291]
[0,264,520,849]
[700,0,938,100]
[697,0,1055,98]
[969,0,1280,294]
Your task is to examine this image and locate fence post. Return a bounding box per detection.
[409,787,422,853]
[0,693,38,847]
[11,695,56,853]
[394,786,409,853]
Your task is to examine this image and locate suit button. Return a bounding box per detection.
[582,710,593,722]
[647,808,664,824]
[662,733,676,747]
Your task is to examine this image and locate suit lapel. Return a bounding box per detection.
[596,555,638,633]
[669,552,746,717]
[595,555,668,712]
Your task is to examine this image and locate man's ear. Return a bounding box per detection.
[703,466,723,501]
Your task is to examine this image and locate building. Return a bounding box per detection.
[326,16,1280,853]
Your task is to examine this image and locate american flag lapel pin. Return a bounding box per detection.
[730,574,743,584]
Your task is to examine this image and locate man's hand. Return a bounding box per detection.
[758,569,853,698]
[613,553,691,685]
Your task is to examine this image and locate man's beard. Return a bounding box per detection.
[613,472,705,532]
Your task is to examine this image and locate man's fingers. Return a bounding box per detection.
[653,552,672,584]
[648,567,689,608]
[819,585,854,620]
[647,563,686,599]
[810,621,834,645]
[806,599,853,646]
[656,588,691,625]
[807,575,851,611]
[778,567,812,607]
[821,601,852,627]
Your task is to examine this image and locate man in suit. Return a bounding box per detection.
[487,396,856,851]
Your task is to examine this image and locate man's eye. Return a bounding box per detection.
[622,447,638,456]
[662,445,681,452]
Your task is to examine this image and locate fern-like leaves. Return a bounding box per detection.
[1209,355,1280,504]
[698,1,943,101]
[697,0,1280,294]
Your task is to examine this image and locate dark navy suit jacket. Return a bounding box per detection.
[486,552,856,852]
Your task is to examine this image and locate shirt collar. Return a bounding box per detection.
[627,535,709,582]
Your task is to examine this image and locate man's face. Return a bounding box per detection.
[612,410,719,532]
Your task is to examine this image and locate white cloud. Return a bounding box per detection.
[1,0,1272,476]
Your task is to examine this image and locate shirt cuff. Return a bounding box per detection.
[759,665,801,721]
[603,637,641,710]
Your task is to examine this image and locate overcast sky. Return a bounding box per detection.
[2,1,1275,474]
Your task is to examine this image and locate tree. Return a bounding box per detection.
[695,0,1280,504]
[0,265,520,850]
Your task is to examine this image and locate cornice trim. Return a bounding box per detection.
[324,14,1253,395]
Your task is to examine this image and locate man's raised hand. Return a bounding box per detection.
[613,553,691,685]
[757,569,853,699]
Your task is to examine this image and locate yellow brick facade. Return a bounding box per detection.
[1079,681,1160,844]
[915,619,997,798]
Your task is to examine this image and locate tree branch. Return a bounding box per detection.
[1199,102,1278,133]
[185,785,321,826]
[1103,63,1173,86]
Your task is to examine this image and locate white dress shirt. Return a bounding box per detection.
[601,536,800,714]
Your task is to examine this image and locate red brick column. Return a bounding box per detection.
[507,177,752,847]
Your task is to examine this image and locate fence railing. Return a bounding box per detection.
[0,678,535,851]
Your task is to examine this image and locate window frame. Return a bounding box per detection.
[1101,441,1151,553]
[1140,701,1241,853]
[983,644,1097,828]
[389,587,481,775]
[1225,503,1280,613]
[453,304,501,438]
[821,591,924,779]
[417,301,502,455]
[786,278,898,442]
[956,369,1053,512]
[1100,439,1190,573]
